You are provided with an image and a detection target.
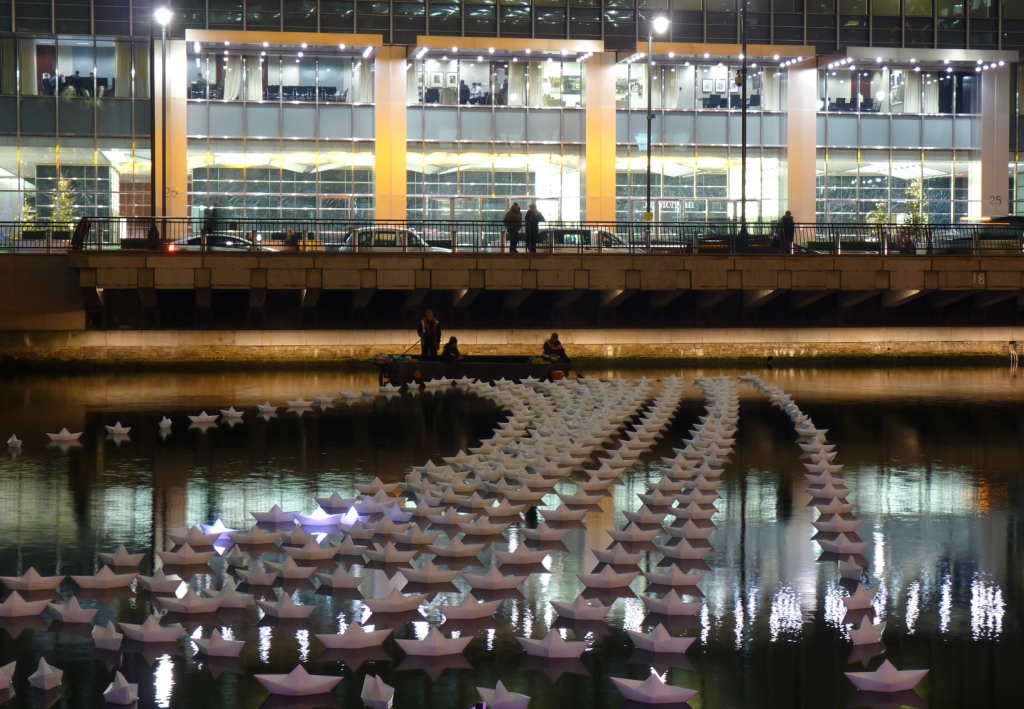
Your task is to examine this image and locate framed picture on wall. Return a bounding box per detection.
[430,72,443,88]
[715,78,727,93]
[446,72,457,86]
[702,78,714,93]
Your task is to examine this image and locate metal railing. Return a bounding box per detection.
[2,217,1022,256]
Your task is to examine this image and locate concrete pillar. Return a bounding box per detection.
[374,46,408,220]
[981,65,1011,217]
[154,39,189,218]
[585,52,618,223]
[786,64,818,223]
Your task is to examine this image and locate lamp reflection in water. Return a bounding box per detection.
[154,654,174,708]
[970,574,1005,639]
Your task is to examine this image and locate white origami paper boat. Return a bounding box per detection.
[550,597,609,620]
[477,680,531,709]
[119,616,185,643]
[577,567,639,589]
[517,632,587,658]
[136,570,184,594]
[426,538,487,558]
[48,596,99,623]
[364,543,418,564]
[843,583,877,610]
[102,671,139,705]
[642,567,705,587]
[845,660,928,693]
[395,626,473,656]
[91,621,124,650]
[235,566,279,586]
[0,591,50,617]
[849,616,886,646]
[611,673,698,704]
[200,581,254,608]
[28,658,62,691]
[314,567,363,590]
[250,505,300,524]
[315,623,393,649]
[194,628,245,657]
[157,588,223,614]
[494,547,549,565]
[592,544,645,566]
[97,545,145,567]
[463,568,527,591]
[0,661,14,690]
[158,416,172,430]
[200,519,237,537]
[168,526,221,547]
[46,428,82,442]
[187,411,218,424]
[263,557,317,579]
[360,674,394,709]
[156,543,217,566]
[627,624,696,653]
[0,568,64,591]
[228,525,283,545]
[641,590,704,616]
[222,547,251,568]
[294,508,344,527]
[363,588,428,614]
[257,592,315,619]
[104,422,132,436]
[255,665,342,696]
[436,593,502,620]
[70,566,137,589]
[397,561,460,585]
[314,491,355,511]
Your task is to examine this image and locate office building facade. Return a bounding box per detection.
[0,0,1021,225]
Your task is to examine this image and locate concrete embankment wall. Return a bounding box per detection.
[0,328,1020,366]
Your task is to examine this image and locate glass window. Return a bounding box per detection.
[906,0,933,14]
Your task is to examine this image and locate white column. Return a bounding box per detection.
[981,65,1011,217]
[584,52,618,223]
[374,46,408,221]
[786,64,818,223]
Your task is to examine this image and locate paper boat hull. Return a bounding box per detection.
[255,674,342,696]
[611,677,698,704]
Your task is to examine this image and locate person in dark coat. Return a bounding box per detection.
[779,210,795,254]
[542,332,570,362]
[417,309,442,357]
[459,80,470,105]
[524,202,545,253]
[441,336,462,362]
[503,203,523,253]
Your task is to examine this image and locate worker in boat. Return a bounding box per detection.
[542,332,570,362]
[417,309,442,357]
[442,336,462,362]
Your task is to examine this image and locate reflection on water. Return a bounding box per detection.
[0,367,1022,708]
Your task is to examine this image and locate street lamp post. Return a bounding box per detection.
[646,15,670,250]
[739,0,748,244]
[154,8,172,243]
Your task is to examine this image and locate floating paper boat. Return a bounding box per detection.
[228,525,283,545]
[28,658,62,691]
[849,616,886,646]
[611,672,698,704]
[257,592,315,619]
[282,540,339,562]
[155,543,216,566]
[593,544,644,566]
[6,434,21,448]
[194,628,245,657]
[436,593,502,620]
[0,591,49,617]
[263,557,317,579]
[97,545,145,568]
[355,478,402,496]
[549,597,609,621]
[46,428,82,442]
[102,671,139,705]
[255,665,342,696]
[391,527,442,546]
[360,674,395,709]
[104,422,131,436]
[285,398,313,409]
[119,616,185,643]
[316,623,393,649]
[845,660,928,693]
[221,546,251,569]
[157,588,223,614]
[395,626,473,656]
[641,590,704,616]
[158,416,172,430]
[494,546,549,565]
[843,584,876,611]
[477,680,531,709]
[329,538,369,557]
[538,505,587,523]
[397,561,460,585]
[187,412,218,424]
[136,570,184,594]
[627,624,696,653]
[92,621,124,650]
[517,632,587,658]
[577,567,639,589]
[608,523,663,543]
[314,491,355,511]
[642,567,705,587]
[168,526,221,547]
[363,588,428,614]
[464,568,527,591]
[0,568,65,591]
[427,537,487,558]
[48,596,98,623]
[70,566,137,589]
[220,407,244,420]
[364,542,418,565]
[200,580,254,609]
[250,505,300,524]
[314,567,363,590]
[519,523,569,542]
[295,507,344,527]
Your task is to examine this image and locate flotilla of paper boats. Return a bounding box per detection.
[0,374,934,706]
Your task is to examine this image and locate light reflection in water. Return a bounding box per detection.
[940,575,953,633]
[906,580,921,633]
[154,654,174,708]
[296,629,309,661]
[769,587,803,642]
[872,578,888,620]
[824,583,846,629]
[971,574,1005,639]
[258,626,271,662]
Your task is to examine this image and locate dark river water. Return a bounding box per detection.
[0,367,1022,709]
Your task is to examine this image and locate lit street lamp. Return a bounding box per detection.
[645,15,670,244]
[151,7,172,247]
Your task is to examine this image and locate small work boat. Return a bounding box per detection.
[374,354,572,385]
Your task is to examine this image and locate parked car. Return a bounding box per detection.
[325,227,451,252]
[538,228,626,251]
[166,233,277,252]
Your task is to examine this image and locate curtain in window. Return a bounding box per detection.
[223,54,243,100]
[0,39,15,95]
[508,62,527,106]
[19,40,37,95]
[245,56,263,100]
[527,62,545,106]
[353,59,372,102]
[115,41,132,98]
[133,43,150,98]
